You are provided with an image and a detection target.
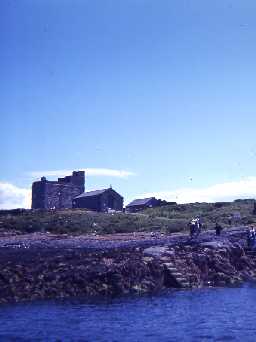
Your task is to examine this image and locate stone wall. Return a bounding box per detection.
[43,183,82,209]
[32,171,85,209]
[0,231,255,304]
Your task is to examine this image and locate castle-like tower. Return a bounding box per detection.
[32,171,85,209]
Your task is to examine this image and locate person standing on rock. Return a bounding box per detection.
[215,223,223,236]
[247,227,252,248]
[247,227,255,249]
[195,217,202,237]
[189,219,196,238]
[250,226,256,250]
[188,218,201,239]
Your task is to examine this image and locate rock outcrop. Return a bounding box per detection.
[0,228,255,304]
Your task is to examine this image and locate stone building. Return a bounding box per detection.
[126,197,176,213]
[72,188,123,212]
[125,197,158,213]
[32,171,85,209]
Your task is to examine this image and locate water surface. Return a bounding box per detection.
[0,286,255,341]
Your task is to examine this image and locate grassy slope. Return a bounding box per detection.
[143,199,256,229]
[0,199,255,235]
[0,209,185,235]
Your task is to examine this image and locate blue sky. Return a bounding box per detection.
[1,0,256,208]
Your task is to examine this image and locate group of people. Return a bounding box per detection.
[247,226,256,250]
[188,217,223,238]
[188,217,202,238]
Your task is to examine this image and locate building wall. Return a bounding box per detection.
[58,171,85,193]
[44,183,82,209]
[126,198,158,213]
[126,198,177,213]
[100,190,123,211]
[72,196,100,211]
[32,181,46,209]
[73,189,123,212]
[32,171,85,209]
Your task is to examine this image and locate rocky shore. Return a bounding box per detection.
[0,227,255,304]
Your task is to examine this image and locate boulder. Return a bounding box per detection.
[143,246,169,258]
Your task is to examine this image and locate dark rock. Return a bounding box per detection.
[0,227,254,303]
[143,246,169,257]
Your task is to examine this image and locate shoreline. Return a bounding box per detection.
[0,227,255,304]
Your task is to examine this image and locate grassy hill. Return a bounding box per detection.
[0,199,255,235]
[0,209,185,235]
[143,199,256,229]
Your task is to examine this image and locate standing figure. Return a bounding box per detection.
[189,218,199,238]
[215,223,223,236]
[251,226,256,250]
[195,217,202,237]
[247,227,255,249]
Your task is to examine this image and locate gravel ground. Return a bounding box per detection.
[0,226,247,253]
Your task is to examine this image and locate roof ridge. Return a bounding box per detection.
[126,197,155,207]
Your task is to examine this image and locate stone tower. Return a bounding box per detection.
[32,170,85,209]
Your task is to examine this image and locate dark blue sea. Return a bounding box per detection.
[0,285,256,342]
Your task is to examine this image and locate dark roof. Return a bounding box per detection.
[74,189,108,199]
[126,197,155,207]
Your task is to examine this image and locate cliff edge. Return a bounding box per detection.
[0,228,255,304]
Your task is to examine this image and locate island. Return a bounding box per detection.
[0,201,256,304]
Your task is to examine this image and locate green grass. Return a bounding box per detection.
[143,199,256,229]
[0,209,186,235]
[0,199,255,235]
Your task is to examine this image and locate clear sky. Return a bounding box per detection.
[1,0,256,208]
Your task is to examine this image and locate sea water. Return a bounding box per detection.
[0,285,256,341]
